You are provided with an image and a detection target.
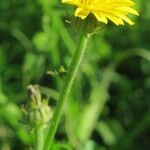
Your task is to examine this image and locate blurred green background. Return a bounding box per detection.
[0,0,150,150]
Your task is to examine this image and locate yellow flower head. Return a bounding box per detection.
[62,0,139,25]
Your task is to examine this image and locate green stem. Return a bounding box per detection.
[44,33,90,150]
[36,126,45,150]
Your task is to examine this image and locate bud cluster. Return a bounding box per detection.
[21,85,52,129]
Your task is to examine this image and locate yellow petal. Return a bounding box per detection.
[118,7,139,15]
[119,15,134,25]
[75,7,90,19]
[93,11,108,24]
[62,0,139,26]
[62,0,73,4]
[62,0,78,5]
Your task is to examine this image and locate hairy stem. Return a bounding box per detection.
[36,126,45,150]
[44,33,90,150]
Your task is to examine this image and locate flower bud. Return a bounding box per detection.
[21,85,52,129]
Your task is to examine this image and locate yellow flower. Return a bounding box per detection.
[62,0,139,25]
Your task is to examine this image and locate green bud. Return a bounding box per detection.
[21,85,52,129]
[29,109,42,127]
[67,14,103,35]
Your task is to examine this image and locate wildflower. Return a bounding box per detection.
[62,0,139,25]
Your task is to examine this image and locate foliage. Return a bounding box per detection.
[0,0,150,150]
